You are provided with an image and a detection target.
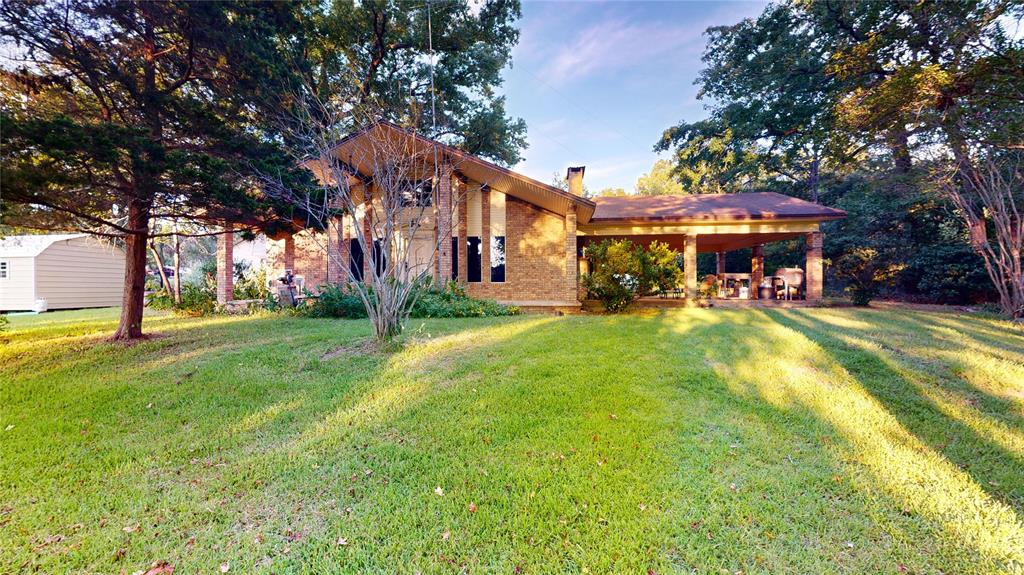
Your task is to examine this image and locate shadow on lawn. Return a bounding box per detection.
[729,308,1023,569]
[768,308,1024,511]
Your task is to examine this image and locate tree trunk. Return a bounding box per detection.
[172,224,181,304]
[111,200,151,341]
[808,155,820,203]
[150,241,171,294]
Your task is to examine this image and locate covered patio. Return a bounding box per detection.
[578,192,847,302]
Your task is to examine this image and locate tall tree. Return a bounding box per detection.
[302,0,527,166]
[635,159,686,196]
[0,1,315,340]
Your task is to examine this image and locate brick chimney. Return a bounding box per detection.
[566,166,585,196]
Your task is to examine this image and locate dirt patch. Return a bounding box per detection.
[320,338,378,361]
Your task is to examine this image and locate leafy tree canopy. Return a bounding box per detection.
[303,0,527,166]
[0,0,317,339]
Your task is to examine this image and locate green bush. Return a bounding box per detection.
[233,263,272,301]
[301,281,518,319]
[409,281,518,318]
[304,283,369,318]
[583,239,682,312]
[146,282,218,315]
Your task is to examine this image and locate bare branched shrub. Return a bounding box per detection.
[940,153,1024,318]
[262,85,480,342]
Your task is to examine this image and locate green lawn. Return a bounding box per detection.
[2,306,1023,574]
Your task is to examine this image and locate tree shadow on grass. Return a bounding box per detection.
[689,309,1024,573]
[768,309,1024,509]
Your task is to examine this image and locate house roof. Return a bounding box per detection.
[0,234,87,257]
[320,121,598,222]
[589,192,847,224]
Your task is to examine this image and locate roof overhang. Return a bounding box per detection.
[311,122,597,222]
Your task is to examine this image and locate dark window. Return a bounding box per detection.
[372,240,384,276]
[399,180,432,207]
[350,239,363,281]
[467,237,481,282]
[451,237,459,280]
[490,235,506,283]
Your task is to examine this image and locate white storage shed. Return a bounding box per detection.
[0,234,125,312]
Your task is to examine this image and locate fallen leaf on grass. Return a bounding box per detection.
[141,561,175,575]
[336,537,348,546]
[441,530,450,541]
[219,562,230,572]
[434,486,444,496]
[468,502,477,513]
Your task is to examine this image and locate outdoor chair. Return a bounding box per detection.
[773,267,804,300]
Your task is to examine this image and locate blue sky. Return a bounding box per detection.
[501,1,767,192]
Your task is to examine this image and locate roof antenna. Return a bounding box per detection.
[426,0,439,184]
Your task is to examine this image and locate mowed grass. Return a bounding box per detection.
[2,306,1023,574]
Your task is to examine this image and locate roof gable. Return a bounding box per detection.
[319,122,597,222]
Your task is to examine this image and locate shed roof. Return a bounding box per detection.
[589,192,846,223]
[0,234,87,257]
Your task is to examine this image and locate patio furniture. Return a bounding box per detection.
[721,273,752,299]
[773,268,804,300]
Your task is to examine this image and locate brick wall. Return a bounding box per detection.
[268,231,329,291]
[465,197,577,304]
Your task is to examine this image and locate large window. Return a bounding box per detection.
[349,239,364,281]
[490,236,505,283]
[0,261,7,279]
[467,237,481,282]
[399,180,432,208]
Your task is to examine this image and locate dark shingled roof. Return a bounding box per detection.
[590,192,846,223]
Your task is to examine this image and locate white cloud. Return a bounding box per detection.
[541,18,704,84]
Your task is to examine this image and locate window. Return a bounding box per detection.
[451,237,459,280]
[0,261,7,279]
[467,237,481,282]
[490,236,506,283]
[372,240,385,276]
[399,180,432,207]
[349,239,364,281]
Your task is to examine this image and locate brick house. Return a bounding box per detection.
[215,122,845,310]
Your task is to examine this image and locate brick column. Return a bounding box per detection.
[716,251,727,276]
[435,166,454,283]
[751,244,764,299]
[327,217,345,284]
[363,204,373,285]
[283,233,295,273]
[481,187,491,285]
[565,205,578,302]
[457,185,468,282]
[684,234,698,302]
[339,215,352,284]
[806,231,823,301]
[216,224,234,304]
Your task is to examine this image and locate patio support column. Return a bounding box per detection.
[435,165,454,284]
[806,231,823,301]
[457,183,468,282]
[283,233,295,273]
[565,205,578,302]
[684,234,698,303]
[339,216,352,284]
[716,251,727,276]
[363,203,373,285]
[216,223,234,305]
[481,187,491,285]
[751,244,764,298]
[327,217,345,284]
